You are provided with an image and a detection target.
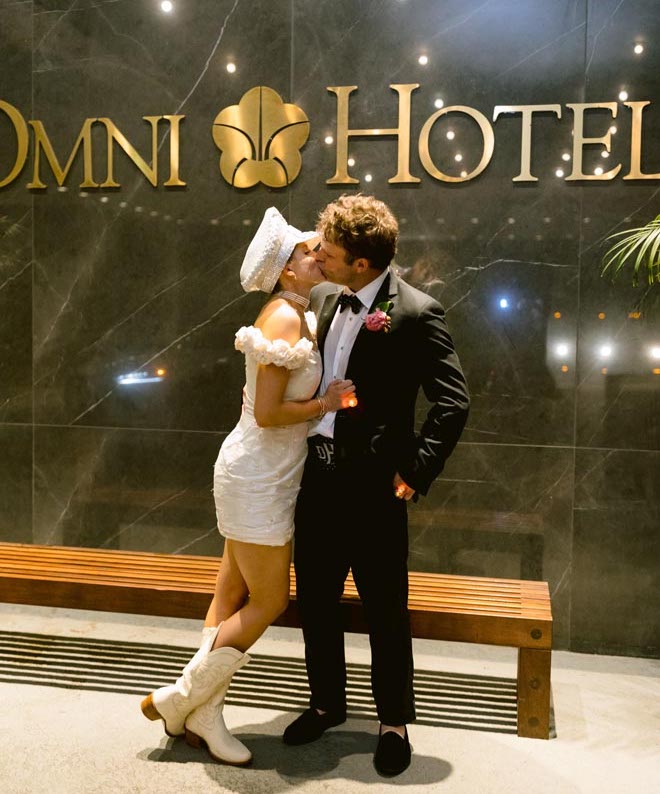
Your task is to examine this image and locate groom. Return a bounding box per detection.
[283,195,470,776]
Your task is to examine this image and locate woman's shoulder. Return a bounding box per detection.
[256,298,302,345]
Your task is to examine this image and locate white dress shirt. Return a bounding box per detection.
[311,268,390,439]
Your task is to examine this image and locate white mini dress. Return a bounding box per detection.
[213,316,322,546]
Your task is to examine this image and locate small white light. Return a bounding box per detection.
[80,191,89,198]
[324,135,333,145]
[634,43,644,55]
[226,62,236,73]
[556,343,569,357]
[418,54,428,65]
[508,233,515,240]
[599,344,613,358]
[364,173,373,183]
[499,298,509,309]
[446,130,455,140]
[544,217,552,223]
[135,206,143,212]
[601,150,610,158]
[618,90,628,101]
[100,196,109,203]
[650,346,660,360]
[434,98,444,109]
[119,201,127,208]
[160,1,173,13]
[562,152,571,161]
[594,166,604,176]
[210,218,219,226]
[470,217,479,224]
[610,125,617,134]
[460,170,467,178]
[584,217,591,223]
[150,210,158,217]
[555,168,565,178]
[454,153,463,162]
[347,157,355,167]
[242,218,252,226]
[57,186,68,193]
[507,218,516,225]
[164,214,171,221]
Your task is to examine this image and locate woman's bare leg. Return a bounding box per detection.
[211,539,291,652]
[204,540,249,627]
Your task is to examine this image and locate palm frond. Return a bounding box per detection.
[601,214,660,286]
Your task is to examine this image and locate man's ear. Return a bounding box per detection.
[353,257,371,273]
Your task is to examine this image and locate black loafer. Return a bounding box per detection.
[373,726,411,776]
[282,708,346,745]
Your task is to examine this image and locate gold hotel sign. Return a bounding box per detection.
[0,84,659,190]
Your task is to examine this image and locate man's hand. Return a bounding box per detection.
[393,473,415,501]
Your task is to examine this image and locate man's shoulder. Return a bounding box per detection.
[312,281,342,298]
[393,272,443,314]
[310,281,342,312]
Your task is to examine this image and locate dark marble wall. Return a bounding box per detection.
[0,0,658,657]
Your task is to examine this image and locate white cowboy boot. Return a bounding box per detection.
[184,652,251,765]
[141,626,246,738]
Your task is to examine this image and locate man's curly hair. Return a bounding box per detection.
[316,194,398,271]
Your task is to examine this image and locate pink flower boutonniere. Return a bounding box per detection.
[364,301,393,333]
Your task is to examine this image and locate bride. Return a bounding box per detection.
[140,207,355,765]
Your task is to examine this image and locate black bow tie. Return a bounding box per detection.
[338,293,363,314]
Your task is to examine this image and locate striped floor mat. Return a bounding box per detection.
[0,630,518,734]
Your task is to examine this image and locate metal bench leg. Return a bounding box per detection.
[517,648,551,739]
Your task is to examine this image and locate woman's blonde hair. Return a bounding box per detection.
[317,194,398,271]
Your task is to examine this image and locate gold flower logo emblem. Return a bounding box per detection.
[212,86,310,188]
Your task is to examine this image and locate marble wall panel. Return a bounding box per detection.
[32,0,293,431]
[33,424,224,556]
[0,0,32,423]
[0,425,32,543]
[571,448,660,656]
[575,0,660,451]
[408,442,574,648]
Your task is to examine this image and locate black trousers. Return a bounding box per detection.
[293,442,416,725]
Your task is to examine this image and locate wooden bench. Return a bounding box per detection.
[0,542,552,739]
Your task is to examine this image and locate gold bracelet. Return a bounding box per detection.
[317,397,327,418]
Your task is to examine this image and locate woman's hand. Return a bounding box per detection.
[321,379,356,412]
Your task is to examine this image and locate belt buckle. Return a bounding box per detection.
[311,437,335,470]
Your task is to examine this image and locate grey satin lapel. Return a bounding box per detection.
[317,290,342,353]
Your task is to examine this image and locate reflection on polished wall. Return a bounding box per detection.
[0,0,658,657]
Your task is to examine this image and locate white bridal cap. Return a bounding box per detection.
[240,207,317,293]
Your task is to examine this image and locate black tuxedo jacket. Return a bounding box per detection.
[311,269,469,496]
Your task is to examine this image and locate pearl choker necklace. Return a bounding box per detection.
[276,290,310,310]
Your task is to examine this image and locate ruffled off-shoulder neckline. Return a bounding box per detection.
[235,325,315,370]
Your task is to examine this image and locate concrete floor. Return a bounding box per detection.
[0,603,658,794]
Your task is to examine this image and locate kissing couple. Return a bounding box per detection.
[141,194,469,777]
